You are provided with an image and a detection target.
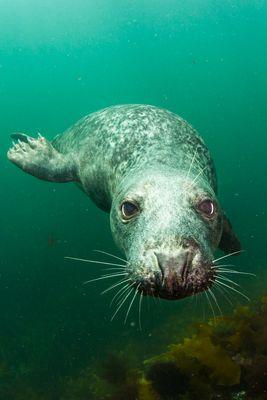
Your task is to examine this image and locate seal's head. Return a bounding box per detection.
[111,168,240,300]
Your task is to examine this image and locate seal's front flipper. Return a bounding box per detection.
[219,214,241,254]
[7,134,78,183]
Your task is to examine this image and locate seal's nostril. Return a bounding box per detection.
[182,241,190,249]
[154,253,165,281]
[181,253,189,280]
[182,239,198,250]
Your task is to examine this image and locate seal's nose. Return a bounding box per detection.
[155,250,189,284]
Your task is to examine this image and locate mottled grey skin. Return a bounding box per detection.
[7,105,240,300]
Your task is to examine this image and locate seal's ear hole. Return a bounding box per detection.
[219,214,242,254]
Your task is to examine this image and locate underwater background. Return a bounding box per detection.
[0,0,266,399]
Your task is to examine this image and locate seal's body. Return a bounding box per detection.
[8,105,240,300]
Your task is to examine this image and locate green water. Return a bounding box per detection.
[1,1,266,398]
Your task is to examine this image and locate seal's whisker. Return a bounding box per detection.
[212,250,244,264]
[124,283,141,324]
[138,291,144,331]
[210,263,236,269]
[212,263,235,268]
[184,164,209,197]
[93,249,126,263]
[193,291,200,316]
[185,147,198,180]
[101,278,131,295]
[102,267,126,272]
[213,268,255,276]
[208,287,222,317]
[110,284,133,307]
[191,164,209,186]
[65,256,126,268]
[111,286,135,321]
[213,263,252,270]
[94,272,126,278]
[215,279,250,301]
[214,283,233,307]
[212,280,235,302]
[83,272,127,285]
[110,283,133,307]
[216,275,241,287]
[112,285,133,309]
[200,292,206,322]
[152,293,157,305]
[204,290,216,321]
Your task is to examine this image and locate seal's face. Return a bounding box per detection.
[110,171,223,300]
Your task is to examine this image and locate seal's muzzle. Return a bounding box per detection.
[135,241,215,300]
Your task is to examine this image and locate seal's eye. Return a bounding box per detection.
[198,199,216,218]
[121,201,139,220]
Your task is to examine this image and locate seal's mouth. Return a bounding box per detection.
[129,249,215,300]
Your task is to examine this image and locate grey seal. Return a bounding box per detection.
[7,105,241,300]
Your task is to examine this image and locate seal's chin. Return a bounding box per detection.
[129,250,215,300]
